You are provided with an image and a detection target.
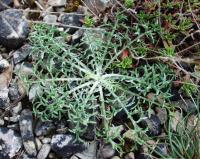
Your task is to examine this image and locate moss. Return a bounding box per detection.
[64,0,81,12]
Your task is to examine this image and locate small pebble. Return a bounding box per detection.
[43,15,57,24]
[11,102,22,116]
[0,118,4,125]
[99,145,115,159]
[35,138,42,151]
[70,156,79,159]
[125,152,135,159]
[15,63,34,76]
[7,124,20,131]
[37,144,51,159]
[170,111,182,131]
[155,107,167,124]
[48,152,56,159]
[42,137,51,144]
[48,0,66,7]
[111,156,121,159]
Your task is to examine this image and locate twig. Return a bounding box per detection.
[114,0,138,21]
[133,55,200,79]
[1,13,104,31]
[174,30,200,47]
[172,59,190,76]
[11,8,85,15]
[0,94,26,118]
[0,1,11,9]
[34,1,44,11]
[13,0,20,8]
[176,41,200,55]
[187,0,200,30]
[81,0,99,18]
[28,20,105,31]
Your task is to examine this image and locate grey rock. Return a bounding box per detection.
[37,144,51,159]
[155,107,167,124]
[48,0,66,7]
[51,134,86,158]
[35,121,55,136]
[15,63,34,76]
[75,141,97,159]
[19,109,37,157]
[7,123,20,131]
[0,0,12,11]
[11,102,22,116]
[29,84,42,102]
[4,115,20,122]
[0,118,4,125]
[141,115,162,137]
[0,87,9,108]
[84,0,112,13]
[97,145,115,159]
[0,9,29,49]
[13,44,31,64]
[35,138,42,151]
[58,13,83,34]
[0,127,22,158]
[0,58,9,73]
[170,111,182,132]
[72,29,84,44]
[125,152,135,159]
[171,99,196,113]
[8,85,20,101]
[41,138,51,144]
[154,143,168,157]
[43,15,57,24]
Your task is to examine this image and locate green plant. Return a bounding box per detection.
[114,57,133,69]
[161,47,175,57]
[161,29,176,41]
[124,0,134,8]
[20,15,175,153]
[171,17,193,32]
[83,16,94,27]
[165,115,200,159]
[181,82,198,97]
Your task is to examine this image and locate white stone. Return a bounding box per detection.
[29,84,43,101]
[75,141,97,159]
[0,128,22,158]
[35,138,42,151]
[43,15,57,24]
[42,138,52,144]
[51,134,72,148]
[11,102,22,115]
[37,144,51,159]
[0,118,4,125]
[171,111,182,131]
[48,0,66,7]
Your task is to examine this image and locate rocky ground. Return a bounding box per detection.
[0,0,200,159]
